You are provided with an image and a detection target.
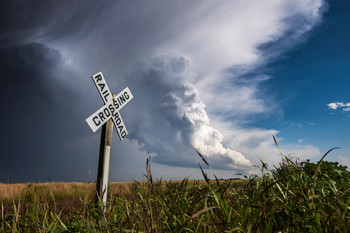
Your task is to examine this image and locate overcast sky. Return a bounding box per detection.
[1,0,349,183]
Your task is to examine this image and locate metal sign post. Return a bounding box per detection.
[85,71,133,207]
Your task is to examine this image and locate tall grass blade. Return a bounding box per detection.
[55,210,68,231]
[1,201,3,233]
[313,147,340,178]
[181,206,217,228]
[197,150,210,167]
[272,135,284,156]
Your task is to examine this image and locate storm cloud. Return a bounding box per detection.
[0,0,326,182]
[124,53,251,169]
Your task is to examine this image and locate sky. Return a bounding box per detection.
[1,0,349,183]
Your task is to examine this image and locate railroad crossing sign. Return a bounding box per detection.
[86,72,133,140]
[85,71,133,208]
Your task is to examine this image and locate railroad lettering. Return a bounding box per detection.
[102,90,110,102]
[119,95,126,104]
[113,99,119,109]
[108,103,115,113]
[103,108,110,117]
[94,74,102,82]
[124,92,129,100]
[115,116,121,125]
[113,111,119,118]
[113,90,132,110]
[98,83,106,92]
[98,112,105,121]
[93,116,101,126]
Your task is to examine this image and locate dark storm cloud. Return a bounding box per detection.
[0,0,116,182]
[0,0,145,182]
[0,42,99,182]
[0,0,108,46]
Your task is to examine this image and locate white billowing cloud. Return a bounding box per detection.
[328,102,350,111]
[209,118,321,172]
[125,53,251,169]
[168,81,251,167]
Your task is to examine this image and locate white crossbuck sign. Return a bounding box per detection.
[86,72,133,140]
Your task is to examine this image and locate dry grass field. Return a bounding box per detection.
[0,179,242,202]
[0,152,348,232]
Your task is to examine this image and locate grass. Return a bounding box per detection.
[0,182,137,203]
[1,140,349,232]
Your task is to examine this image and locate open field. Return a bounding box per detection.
[0,179,242,204]
[1,152,349,232]
[0,181,130,202]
